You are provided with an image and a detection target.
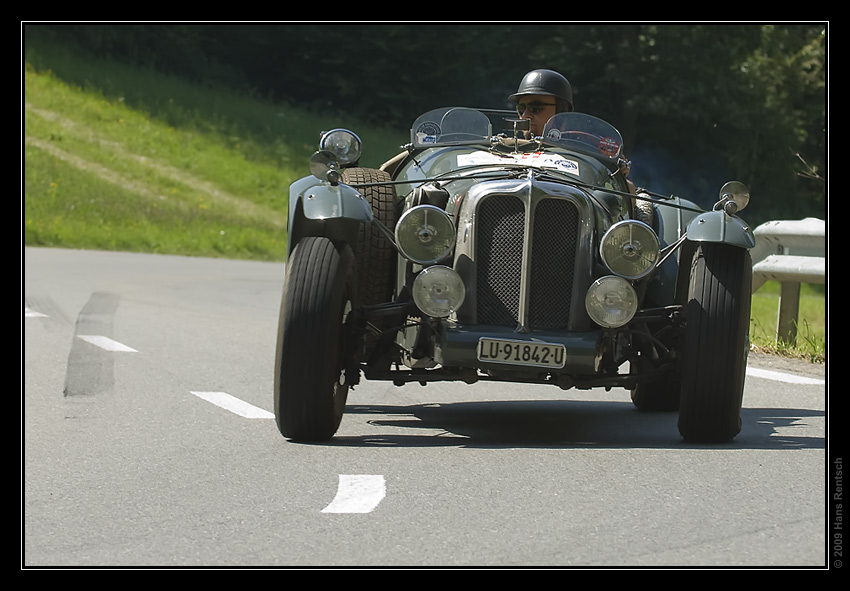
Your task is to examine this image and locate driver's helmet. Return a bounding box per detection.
[509,69,574,113]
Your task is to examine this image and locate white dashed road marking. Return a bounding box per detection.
[190,391,274,419]
[76,335,138,352]
[746,367,824,385]
[27,305,819,519]
[28,307,824,387]
[187,393,386,514]
[321,475,387,514]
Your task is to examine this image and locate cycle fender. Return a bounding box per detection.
[287,177,374,255]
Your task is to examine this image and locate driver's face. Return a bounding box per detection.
[515,94,558,137]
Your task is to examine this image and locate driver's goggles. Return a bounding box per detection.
[516,102,556,115]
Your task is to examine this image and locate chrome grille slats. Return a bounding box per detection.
[473,193,580,330]
[476,196,525,326]
[529,199,579,329]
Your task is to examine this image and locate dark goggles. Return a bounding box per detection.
[516,102,556,115]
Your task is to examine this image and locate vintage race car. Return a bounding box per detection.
[274,107,755,443]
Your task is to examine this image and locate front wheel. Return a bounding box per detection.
[678,243,752,443]
[274,237,357,442]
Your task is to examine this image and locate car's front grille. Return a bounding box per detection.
[477,196,525,326]
[529,199,579,329]
[476,196,579,329]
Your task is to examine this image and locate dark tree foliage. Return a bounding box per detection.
[25,23,826,225]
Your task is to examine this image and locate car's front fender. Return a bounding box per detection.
[686,210,756,250]
[287,176,375,256]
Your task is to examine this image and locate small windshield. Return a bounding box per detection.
[541,113,623,162]
[410,108,623,164]
[411,107,492,148]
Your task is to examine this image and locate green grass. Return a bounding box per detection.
[23,37,406,261]
[750,281,826,363]
[22,36,825,363]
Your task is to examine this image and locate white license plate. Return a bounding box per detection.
[477,338,566,369]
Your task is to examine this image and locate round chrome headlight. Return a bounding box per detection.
[412,265,466,318]
[319,129,362,166]
[585,276,638,328]
[395,205,456,264]
[599,220,660,279]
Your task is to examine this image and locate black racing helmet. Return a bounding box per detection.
[509,69,574,112]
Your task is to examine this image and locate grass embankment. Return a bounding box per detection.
[22,38,825,362]
[23,38,405,260]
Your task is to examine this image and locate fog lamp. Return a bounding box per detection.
[412,265,466,318]
[395,205,456,264]
[599,220,659,279]
[585,276,638,328]
[319,129,362,166]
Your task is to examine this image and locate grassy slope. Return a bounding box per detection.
[22,36,825,362]
[23,37,405,260]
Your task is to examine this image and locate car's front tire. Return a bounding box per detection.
[678,243,752,443]
[274,237,357,442]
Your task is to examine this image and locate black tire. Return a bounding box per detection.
[630,195,677,412]
[633,196,656,230]
[631,379,679,412]
[274,237,357,442]
[341,168,397,307]
[678,243,753,443]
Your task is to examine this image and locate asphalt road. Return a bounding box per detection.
[23,247,829,568]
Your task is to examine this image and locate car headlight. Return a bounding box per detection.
[319,129,362,166]
[585,276,638,328]
[412,265,466,318]
[599,220,659,279]
[395,205,456,264]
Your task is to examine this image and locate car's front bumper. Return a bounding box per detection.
[435,324,603,375]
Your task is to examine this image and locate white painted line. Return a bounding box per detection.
[322,475,386,514]
[746,367,825,385]
[190,391,274,419]
[76,335,138,352]
[24,307,47,318]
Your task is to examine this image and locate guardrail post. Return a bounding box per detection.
[750,218,825,347]
[777,277,801,345]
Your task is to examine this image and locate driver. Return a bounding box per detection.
[508,68,573,137]
[509,68,637,195]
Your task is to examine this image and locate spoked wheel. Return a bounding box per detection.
[678,243,753,443]
[274,237,358,442]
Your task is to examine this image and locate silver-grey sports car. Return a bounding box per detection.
[274,107,755,444]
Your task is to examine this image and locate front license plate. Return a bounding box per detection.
[477,338,566,369]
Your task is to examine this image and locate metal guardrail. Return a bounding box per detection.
[750,218,825,345]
